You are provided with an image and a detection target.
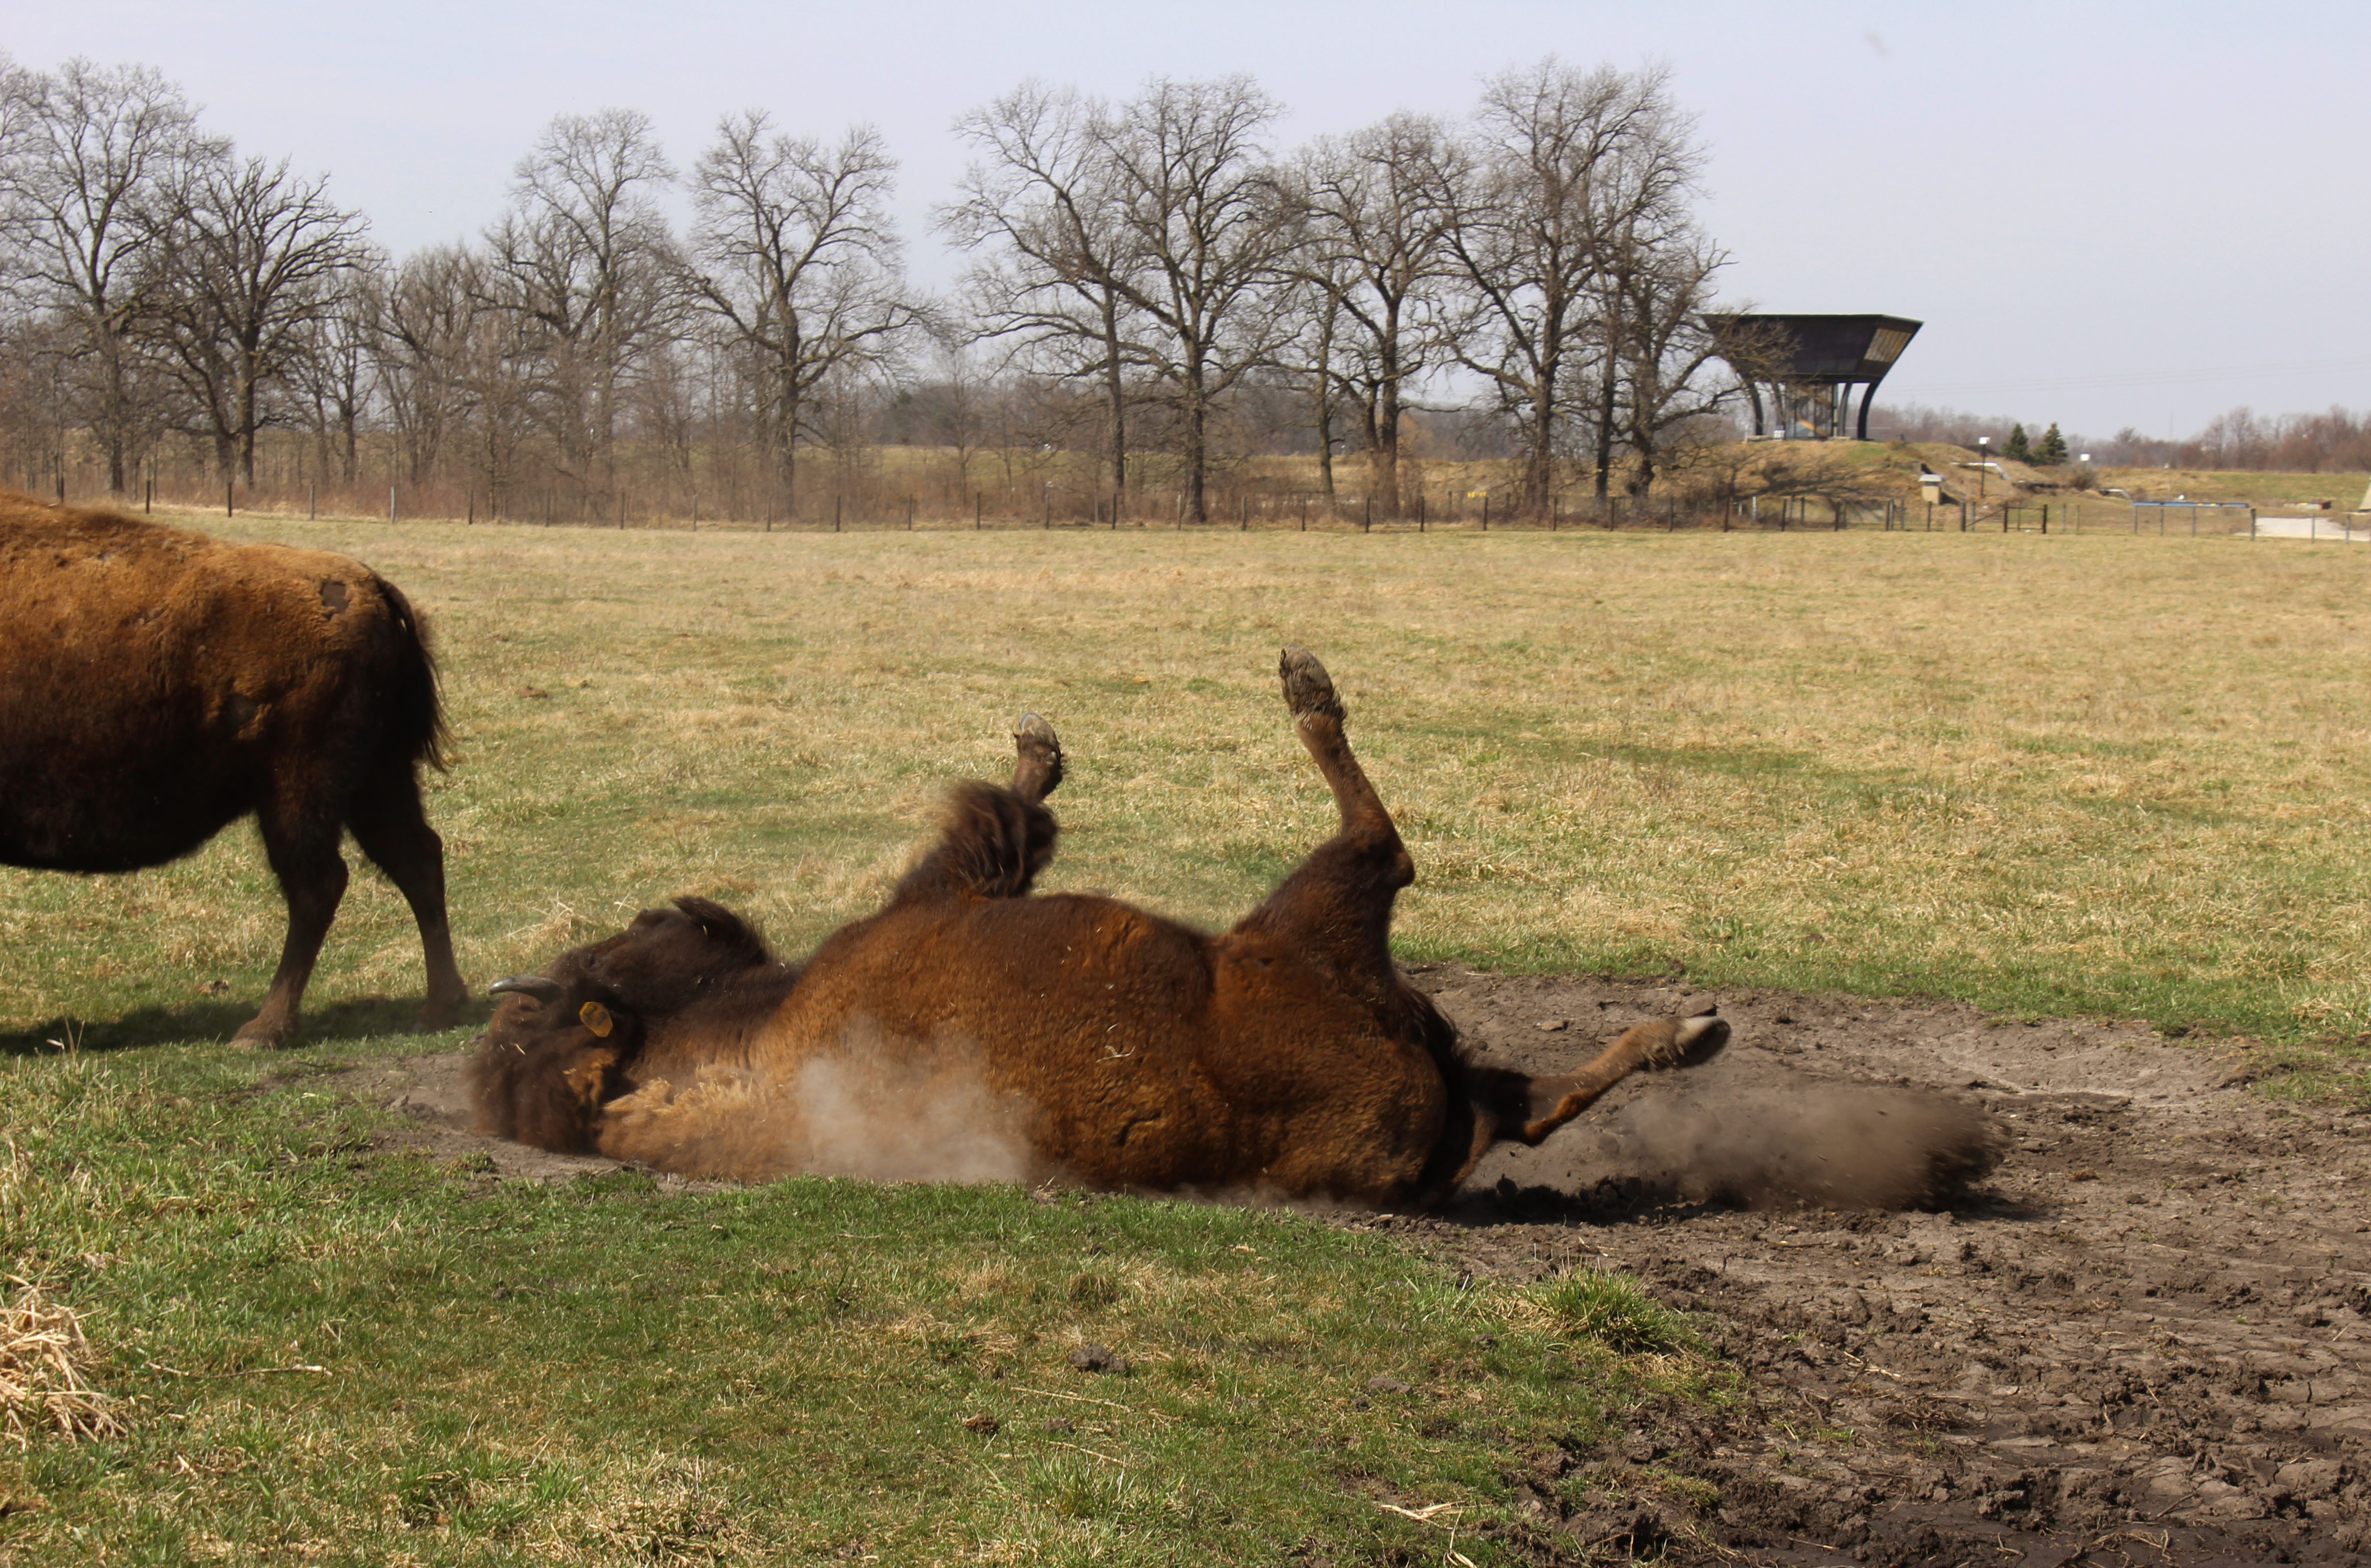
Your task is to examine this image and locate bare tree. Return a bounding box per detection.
[485,109,683,495]
[367,243,484,484]
[1098,76,1298,522]
[688,112,920,512]
[292,253,377,486]
[1285,111,1461,514]
[1607,221,1734,494]
[1442,60,1704,512]
[944,81,1143,498]
[914,329,993,492]
[143,153,371,483]
[0,58,221,493]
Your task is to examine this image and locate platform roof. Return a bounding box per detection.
[1706,314,1922,384]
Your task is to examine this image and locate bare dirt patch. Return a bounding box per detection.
[327,970,2371,1565]
[1391,966,2371,1566]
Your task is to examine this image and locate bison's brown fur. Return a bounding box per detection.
[0,493,468,1043]
[472,653,1725,1205]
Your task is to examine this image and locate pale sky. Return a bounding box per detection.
[11,0,2367,441]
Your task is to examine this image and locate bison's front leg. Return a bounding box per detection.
[1232,648,1413,1000]
[1011,712,1064,804]
[885,716,1066,906]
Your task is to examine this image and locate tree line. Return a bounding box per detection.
[0,54,1756,523]
[1875,402,2371,475]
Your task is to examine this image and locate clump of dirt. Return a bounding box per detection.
[323,969,2371,1564]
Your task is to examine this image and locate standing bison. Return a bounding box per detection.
[473,649,1726,1204]
[0,493,468,1044]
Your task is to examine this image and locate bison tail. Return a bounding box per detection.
[371,573,450,773]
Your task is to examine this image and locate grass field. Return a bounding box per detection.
[3,511,2368,1560]
[8,511,2369,1058]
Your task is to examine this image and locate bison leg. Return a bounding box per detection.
[235,806,350,1047]
[885,716,1065,905]
[347,775,470,1031]
[1232,649,1412,990]
[1503,1009,1730,1144]
[1012,712,1064,804]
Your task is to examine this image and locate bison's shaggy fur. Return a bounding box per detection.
[0,493,467,1043]
[473,653,1725,1205]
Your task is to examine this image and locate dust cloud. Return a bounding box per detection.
[1474,1077,2010,1214]
[594,1020,1047,1186]
[785,1046,1043,1186]
[1608,1082,2005,1210]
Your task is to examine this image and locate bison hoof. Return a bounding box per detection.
[1013,712,1064,799]
[1633,1008,1730,1070]
[418,994,470,1032]
[230,1014,301,1049]
[1279,647,1345,723]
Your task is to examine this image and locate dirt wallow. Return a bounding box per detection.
[344,968,2371,1566]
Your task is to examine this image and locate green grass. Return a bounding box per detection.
[0,1037,1721,1562]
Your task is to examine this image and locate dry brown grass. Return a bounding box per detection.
[0,1278,121,1447]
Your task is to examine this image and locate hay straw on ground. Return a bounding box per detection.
[1,1281,123,1446]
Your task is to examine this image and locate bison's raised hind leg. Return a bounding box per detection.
[348,774,469,1031]
[1509,1008,1730,1144]
[1233,650,1412,987]
[1280,648,1395,856]
[1012,712,1064,804]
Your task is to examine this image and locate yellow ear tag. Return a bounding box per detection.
[578,1001,614,1038]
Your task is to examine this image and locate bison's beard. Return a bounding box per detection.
[594,1018,1050,1186]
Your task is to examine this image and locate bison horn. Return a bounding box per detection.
[487,975,566,1004]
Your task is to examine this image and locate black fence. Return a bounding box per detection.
[63,477,2368,541]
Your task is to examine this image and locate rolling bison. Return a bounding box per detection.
[0,493,468,1044]
[473,650,1725,1204]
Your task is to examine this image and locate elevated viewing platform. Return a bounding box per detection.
[1707,313,1923,441]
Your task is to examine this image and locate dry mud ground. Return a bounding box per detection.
[344,971,2371,1567]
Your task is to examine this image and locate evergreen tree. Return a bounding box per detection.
[2035,423,2068,465]
[2003,423,2032,462]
